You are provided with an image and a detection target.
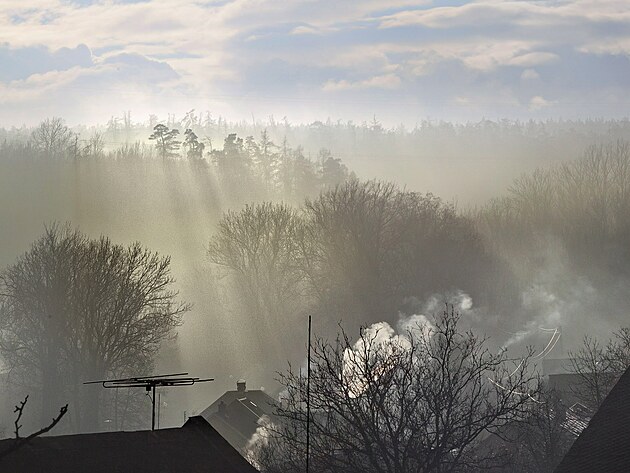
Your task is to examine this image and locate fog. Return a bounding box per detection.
[1,116,630,434]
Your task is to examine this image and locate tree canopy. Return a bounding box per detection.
[0,224,189,432]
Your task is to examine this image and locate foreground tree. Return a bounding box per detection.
[506,389,577,473]
[0,224,189,432]
[569,327,630,409]
[251,307,541,473]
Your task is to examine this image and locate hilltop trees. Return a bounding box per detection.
[149,124,181,159]
[0,224,189,432]
[183,129,205,160]
[30,118,73,158]
[478,140,630,275]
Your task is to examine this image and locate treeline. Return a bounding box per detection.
[6,115,630,203]
[478,141,630,280]
[0,118,352,205]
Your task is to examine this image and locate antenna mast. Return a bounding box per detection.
[84,373,214,430]
[306,315,312,473]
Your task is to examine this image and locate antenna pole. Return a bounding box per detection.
[151,384,156,431]
[84,373,212,431]
[306,315,312,473]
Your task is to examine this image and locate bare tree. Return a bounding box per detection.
[569,327,630,409]
[30,117,73,158]
[509,389,576,473]
[86,132,105,158]
[0,224,189,432]
[208,203,306,363]
[251,306,540,473]
[300,180,510,330]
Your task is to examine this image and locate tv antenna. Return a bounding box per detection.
[84,372,214,430]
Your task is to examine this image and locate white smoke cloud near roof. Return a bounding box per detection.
[342,291,476,398]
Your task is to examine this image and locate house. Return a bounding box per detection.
[0,416,259,473]
[542,358,584,405]
[554,365,630,473]
[201,379,277,453]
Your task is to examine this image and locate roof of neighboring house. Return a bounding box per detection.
[201,380,277,453]
[543,358,577,376]
[0,416,259,473]
[561,403,591,437]
[555,365,630,473]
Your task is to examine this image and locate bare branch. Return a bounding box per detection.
[0,401,68,461]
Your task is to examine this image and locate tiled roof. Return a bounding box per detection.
[0,416,259,473]
[560,403,591,437]
[201,388,277,452]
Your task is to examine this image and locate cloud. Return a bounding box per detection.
[290,25,325,35]
[0,44,93,81]
[521,68,540,81]
[322,73,401,91]
[322,74,400,92]
[1,1,630,124]
[507,52,558,68]
[528,95,557,111]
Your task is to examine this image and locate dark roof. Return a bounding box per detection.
[555,366,630,473]
[201,389,276,420]
[543,358,577,376]
[0,416,259,473]
[201,386,277,453]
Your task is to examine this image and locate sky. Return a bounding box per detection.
[1,0,630,126]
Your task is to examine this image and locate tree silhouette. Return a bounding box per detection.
[251,307,541,473]
[183,129,205,160]
[0,224,189,432]
[149,124,181,159]
[30,118,73,159]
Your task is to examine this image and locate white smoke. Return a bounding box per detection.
[342,291,475,398]
[245,414,275,469]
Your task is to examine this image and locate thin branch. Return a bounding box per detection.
[13,396,28,439]
[0,402,69,461]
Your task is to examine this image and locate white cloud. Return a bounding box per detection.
[322,73,401,91]
[507,52,558,68]
[521,68,540,81]
[0,1,629,123]
[529,95,557,111]
[290,25,324,35]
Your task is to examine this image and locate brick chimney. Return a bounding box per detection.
[237,379,246,392]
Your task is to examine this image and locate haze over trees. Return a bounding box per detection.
[2,113,630,439]
[0,224,188,432]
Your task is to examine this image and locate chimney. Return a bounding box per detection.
[237,379,246,392]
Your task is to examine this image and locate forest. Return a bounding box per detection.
[1,114,630,471]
